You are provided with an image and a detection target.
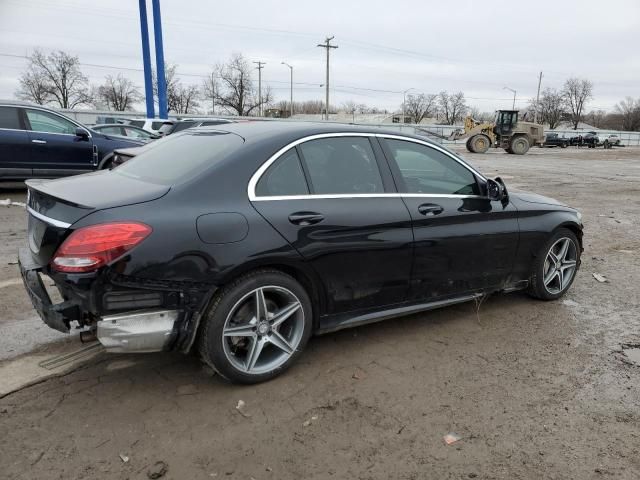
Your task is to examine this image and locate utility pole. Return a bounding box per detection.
[281,62,294,118]
[207,72,216,115]
[317,36,338,120]
[402,87,415,124]
[503,86,516,110]
[253,61,265,116]
[534,71,543,124]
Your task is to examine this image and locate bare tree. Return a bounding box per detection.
[16,70,50,105]
[403,93,437,124]
[172,84,201,114]
[152,63,201,114]
[468,108,494,123]
[438,91,467,125]
[98,74,142,111]
[201,72,219,114]
[17,50,92,108]
[615,97,640,131]
[210,53,272,116]
[586,109,607,129]
[531,88,566,129]
[563,78,593,130]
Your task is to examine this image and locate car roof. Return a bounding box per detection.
[0,99,44,107]
[192,120,443,147]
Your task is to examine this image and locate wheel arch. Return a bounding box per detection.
[97,152,114,169]
[217,258,326,329]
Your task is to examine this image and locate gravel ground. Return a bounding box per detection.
[0,146,639,479]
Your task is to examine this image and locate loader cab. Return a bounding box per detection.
[495,110,518,136]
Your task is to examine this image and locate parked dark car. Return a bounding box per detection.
[569,131,599,148]
[0,101,145,180]
[91,124,160,141]
[157,117,233,136]
[19,122,583,383]
[542,132,569,148]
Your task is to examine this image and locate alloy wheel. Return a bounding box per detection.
[543,237,578,294]
[221,286,305,375]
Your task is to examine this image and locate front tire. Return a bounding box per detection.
[198,270,313,384]
[469,134,491,154]
[527,229,580,300]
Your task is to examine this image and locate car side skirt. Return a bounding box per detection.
[316,292,486,335]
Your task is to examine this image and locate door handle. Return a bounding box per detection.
[288,212,324,226]
[417,203,444,216]
[31,139,47,144]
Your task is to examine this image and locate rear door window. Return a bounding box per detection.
[0,106,21,129]
[255,148,309,197]
[298,137,384,194]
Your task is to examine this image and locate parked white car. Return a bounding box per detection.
[125,118,175,134]
[601,134,621,147]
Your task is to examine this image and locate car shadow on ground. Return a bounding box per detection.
[30,290,538,397]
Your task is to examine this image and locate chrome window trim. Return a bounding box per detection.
[248,132,486,201]
[26,206,72,229]
[252,193,485,202]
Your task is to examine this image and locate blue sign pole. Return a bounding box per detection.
[138,0,155,118]
[152,0,168,119]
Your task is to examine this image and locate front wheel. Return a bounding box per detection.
[528,229,580,300]
[198,270,313,384]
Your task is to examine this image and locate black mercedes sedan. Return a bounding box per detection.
[19,122,583,383]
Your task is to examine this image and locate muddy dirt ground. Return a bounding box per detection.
[1,147,639,479]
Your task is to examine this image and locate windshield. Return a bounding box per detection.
[115,130,243,185]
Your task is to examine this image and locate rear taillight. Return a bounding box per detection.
[51,222,152,273]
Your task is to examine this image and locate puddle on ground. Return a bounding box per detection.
[622,345,640,366]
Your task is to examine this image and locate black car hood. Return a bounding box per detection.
[510,190,569,208]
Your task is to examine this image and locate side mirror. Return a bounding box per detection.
[486,179,501,201]
[75,127,89,139]
[487,177,509,203]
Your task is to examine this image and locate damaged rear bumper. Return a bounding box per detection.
[19,248,79,333]
[18,247,214,353]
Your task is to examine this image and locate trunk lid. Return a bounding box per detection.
[26,170,170,266]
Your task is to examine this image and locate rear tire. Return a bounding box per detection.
[510,136,530,155]
[198,270,313,384]
[527,228,580,301]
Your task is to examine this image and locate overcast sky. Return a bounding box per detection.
[1,0,638,113]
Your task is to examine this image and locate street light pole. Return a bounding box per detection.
[281,62,293,118]
[402,87,415,123]
[503,86,516,109]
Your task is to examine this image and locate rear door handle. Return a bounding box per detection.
[31,139,47,144]
[288,212,325,226]
[417,203,444,216]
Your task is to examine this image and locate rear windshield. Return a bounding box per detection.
[114,131,243,185]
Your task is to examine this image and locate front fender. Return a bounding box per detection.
[513,208,583,280]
